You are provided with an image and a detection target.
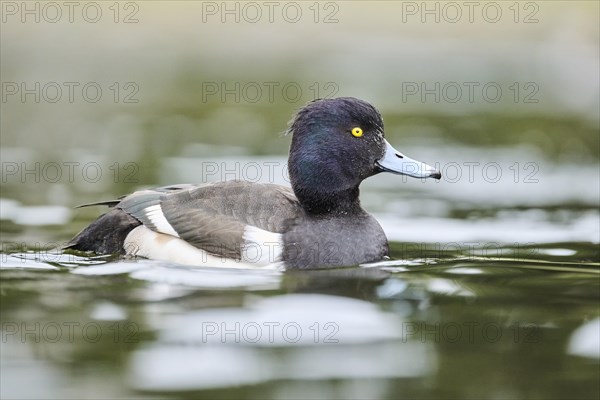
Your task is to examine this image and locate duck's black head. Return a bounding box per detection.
[288,97,440,215]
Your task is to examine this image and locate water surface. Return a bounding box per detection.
[1,147,598,399]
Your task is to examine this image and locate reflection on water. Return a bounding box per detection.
[129,294,432,392]
[1,238,598,399]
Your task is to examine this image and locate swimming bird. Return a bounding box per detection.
[66,97,441,268]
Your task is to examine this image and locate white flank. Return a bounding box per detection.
[124,226,280,269]
[144,204,179,237]
[242,226,284,265]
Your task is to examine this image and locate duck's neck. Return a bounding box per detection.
[293,185,363,216]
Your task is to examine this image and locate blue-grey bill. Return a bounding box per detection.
[376,139,441,179]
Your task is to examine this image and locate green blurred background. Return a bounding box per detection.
[2,1,598,187]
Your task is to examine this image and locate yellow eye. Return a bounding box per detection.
[351,127,363,137]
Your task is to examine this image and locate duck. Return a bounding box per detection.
[65,97,441,269]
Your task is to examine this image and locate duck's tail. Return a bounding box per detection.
[64,208,141,255]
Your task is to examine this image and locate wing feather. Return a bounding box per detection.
[116,181,301,260]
